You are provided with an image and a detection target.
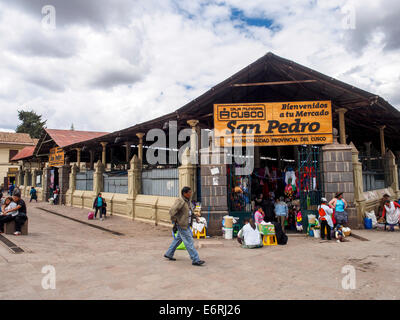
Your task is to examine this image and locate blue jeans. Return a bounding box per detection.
[165,225,200,263]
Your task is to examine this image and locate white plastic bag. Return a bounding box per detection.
[365,211,377,227]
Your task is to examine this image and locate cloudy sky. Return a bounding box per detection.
[0,0,399,133]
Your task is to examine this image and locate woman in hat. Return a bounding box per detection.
[329,192,348,226]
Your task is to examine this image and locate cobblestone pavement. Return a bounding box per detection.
[0,199,399,300]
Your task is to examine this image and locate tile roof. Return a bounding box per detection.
[0,132,35,145]
[45,129,109,148]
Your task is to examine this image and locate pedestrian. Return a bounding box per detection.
[92,193,106,220]
[53,186,60,205]
[275,196,288,231]
[30,187,38,202]
[329,192,348,226]
[0,194,27,236]
[164,186,205,266]
[318,198,334,240]
[382,199,400,232]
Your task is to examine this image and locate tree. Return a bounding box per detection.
[70,123,75,131]
[15,110,47,139]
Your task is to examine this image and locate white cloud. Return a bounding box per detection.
[0,0,399,133]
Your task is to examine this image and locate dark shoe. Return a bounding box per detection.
[192,260,205,266]
[164,255,176,261]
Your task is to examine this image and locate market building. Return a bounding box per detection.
[18,53,400,235]
[0,132,36,190]
[12,128,108,203]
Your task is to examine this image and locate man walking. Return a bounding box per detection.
[164,186,205,266]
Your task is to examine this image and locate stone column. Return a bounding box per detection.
[200,147,229,236]
[337,108,347,145]
[127,155,142,219]
[76,148,81,171]
[42,166,51,202]
[350,142,367,228]
[66,164,77,206]
[179,148,196,197]
[58,165,71,205]
[93,160,105,196]
[321,140,357,228]
[379,125,386,157]
[31,168,37,188]
[24,169,29,196]
[136,133,145,166]
[100,142,108,165]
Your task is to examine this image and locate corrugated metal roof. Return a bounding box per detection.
[10,146,36,161]
[45,129,109,148]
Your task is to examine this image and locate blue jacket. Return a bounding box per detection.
[275,202,288,217]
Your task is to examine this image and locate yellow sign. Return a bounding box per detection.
[49,147,64,167]
[214,101,333,146]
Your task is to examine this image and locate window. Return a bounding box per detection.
[9,150,18,162]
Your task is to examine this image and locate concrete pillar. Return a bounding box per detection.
[58,165,71,205]
[136,133,145,166]
[379,125,386,157]
[337,108,347,145]
[199,147,229,236]
[89,150,94,170]
[127,155,142,219]
[93,160,105,196]
[76,148,81,171]
[321,142,357,228]
[66,164,77,206]
[100,142,108,165]
[350,142,367,228]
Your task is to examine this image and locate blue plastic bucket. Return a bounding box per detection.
[364,218,372,229]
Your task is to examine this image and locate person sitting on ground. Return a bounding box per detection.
[329,192,348,226]
[237,218,263,249]
[254,206,265,224]
[92,193,106,221]
[382,199,400,232]
[30,187,38,203]
[318,198,334,240]
[275,196,288,231]
[377,194,390,223]
[0,194,27,235]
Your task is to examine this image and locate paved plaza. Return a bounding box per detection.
[0,199,399,300]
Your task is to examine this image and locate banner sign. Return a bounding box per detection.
[49,147,64,167]
[214,101,333,146]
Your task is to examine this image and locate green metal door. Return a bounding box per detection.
[298,146,324,231]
